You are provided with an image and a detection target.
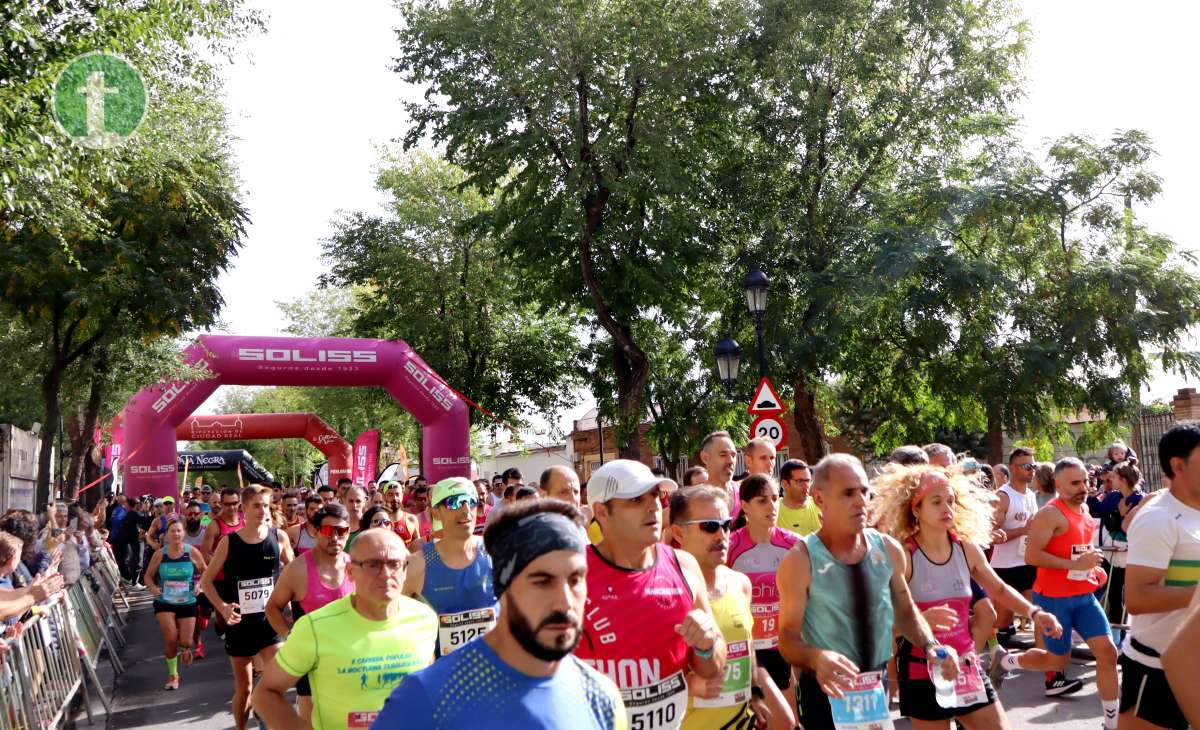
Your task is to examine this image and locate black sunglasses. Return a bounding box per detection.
[681,518,733,534]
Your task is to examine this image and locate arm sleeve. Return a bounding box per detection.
[274,614,317,678]
[371,674,434,730]
[1128,506,1175,570]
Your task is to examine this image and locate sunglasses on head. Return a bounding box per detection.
[681,518,733,534]
[439,494,478,511]
[318,525,351,538]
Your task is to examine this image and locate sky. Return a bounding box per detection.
[198,0,1200,421]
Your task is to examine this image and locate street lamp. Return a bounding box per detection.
[744,266,769,377]
[714,334,742,397]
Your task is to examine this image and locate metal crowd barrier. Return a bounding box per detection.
[0,546,129,730]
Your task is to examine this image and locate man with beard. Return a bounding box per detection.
[1025,458,1121,729]
[253,529,436,729]
[373,499,626,729]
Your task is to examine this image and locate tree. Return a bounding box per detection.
[830,131,1200,463]
[321,151,583,430]
[0,79,248,505]
[728,0,1029,461]
[394,0,751,457]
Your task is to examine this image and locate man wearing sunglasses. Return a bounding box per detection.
[577,459,726,730]
[265,502,356,723]
[402,477,499,657]
[669,486,774,730]
[254,529,437,729]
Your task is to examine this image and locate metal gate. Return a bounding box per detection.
[1136,410,1175,492]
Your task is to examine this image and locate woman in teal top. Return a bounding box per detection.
[146,517,208,691]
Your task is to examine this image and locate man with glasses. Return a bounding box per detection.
[777,459,821,537]
[577,459,726,730]
[201,485,294,730]
[317,484,336,505]
[265,503,356,724]
[253,528,436,729]
[403,477,498,656]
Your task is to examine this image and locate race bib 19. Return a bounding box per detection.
[237,577,273,614]
[438,606,497,655]
[751,601,780,649]
[623,670,688,730]
[828,670,893,730]
[693,640,751,709]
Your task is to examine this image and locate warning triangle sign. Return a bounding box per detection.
[748,377,786,415]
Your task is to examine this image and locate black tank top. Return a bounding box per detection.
[219,528,280,603]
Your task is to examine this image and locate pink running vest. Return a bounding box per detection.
[727,526,799,649]
[297,551,354,615]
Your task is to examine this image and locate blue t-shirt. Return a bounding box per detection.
[371,636,625,730]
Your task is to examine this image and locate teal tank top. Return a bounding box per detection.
[156,548,197,605]
[802,529,894,670]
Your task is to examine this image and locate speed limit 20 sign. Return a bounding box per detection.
[749,415,788,449]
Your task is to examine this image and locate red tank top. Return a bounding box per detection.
[1033,498,1101,598]
[576,543,693,729]
[213,515,244,581]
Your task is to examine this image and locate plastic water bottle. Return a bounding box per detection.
[931,647,957,709]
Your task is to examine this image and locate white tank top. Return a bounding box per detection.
[990,484,1038,568]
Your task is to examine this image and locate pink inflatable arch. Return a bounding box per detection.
[120,335,470,499]
[175,412,353,481]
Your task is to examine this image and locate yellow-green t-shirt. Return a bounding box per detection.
[777,498,821,537]
[683,571,755,729]
[275,593,438,729]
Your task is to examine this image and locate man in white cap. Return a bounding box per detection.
[575,459,726,730]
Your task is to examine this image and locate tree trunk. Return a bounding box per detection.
[792,374,826,463]
[67,367,105,499]
[37,365,64,509]
[986,402,1004,466]
[611,340,649,462]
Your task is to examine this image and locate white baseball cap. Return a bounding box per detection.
[587,460,665,507]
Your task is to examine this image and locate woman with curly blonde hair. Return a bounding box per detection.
[871,466,1065,729]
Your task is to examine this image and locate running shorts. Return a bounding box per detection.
[1032,592,1110,656]
[1119,653,1188,730]
[223,616,279,658]
[993,565,1036,593]
[153,601,198,619]
[755,648,792,693]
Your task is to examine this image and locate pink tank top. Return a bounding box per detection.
[298,551,354,615]
[576,543,693,729]
[905,536,973,680]
[727,526,799,649]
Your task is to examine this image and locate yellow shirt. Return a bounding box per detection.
[777,498,821,537]
[683,570,754,729]
[275,594,438,729]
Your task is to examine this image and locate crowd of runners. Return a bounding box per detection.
[7,423,1198,729]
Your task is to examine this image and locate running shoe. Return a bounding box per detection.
[986,645,1009,690]
[164,676,179,691]
[1044,673,1083,696]
[193,640,205,660]
[133,582,145,590]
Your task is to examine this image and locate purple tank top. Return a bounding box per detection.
[297,550,354,615]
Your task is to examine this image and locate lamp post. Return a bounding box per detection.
[744,266,769,377]
[714,334,742,398]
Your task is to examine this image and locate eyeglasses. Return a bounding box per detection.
[221,501,240,507]
[318,525,351,538]
[371,518,393,528]
[352,558,406,574]
[681,518,733,534]
[438,494,478,511]
[1017,464,1036,472]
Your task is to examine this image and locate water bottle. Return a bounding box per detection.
[931,647,957,709]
